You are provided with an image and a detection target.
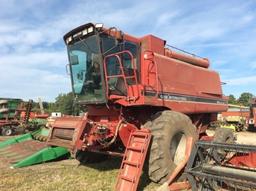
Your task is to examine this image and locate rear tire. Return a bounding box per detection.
[145,110,198,183]
[211,128,235,189]
[213,127,235,143]
[213,128,235,163]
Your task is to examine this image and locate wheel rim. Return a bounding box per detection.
[5,129,12,136]
[170,132,186,164]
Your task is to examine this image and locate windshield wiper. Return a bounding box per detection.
[102,42,125,56]
[78,36,97,53]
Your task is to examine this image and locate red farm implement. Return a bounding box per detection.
[42,22,256,190]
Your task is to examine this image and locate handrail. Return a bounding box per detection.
[103,50,139,101]
[144,50,159,97]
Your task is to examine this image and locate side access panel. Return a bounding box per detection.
[47,115,87,150]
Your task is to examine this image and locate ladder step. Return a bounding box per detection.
[115,129,152,191]
[126,146,143,152]
[120,175,135,183]
[106,75,136,79]
[106,74,123,78]
[125,76,136,79]
[123,160,139,167]
[132,132,150,137]
[132,140,147,144]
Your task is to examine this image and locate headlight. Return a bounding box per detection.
[82,29,88,35]
[73,31,82,38]
[88,26,93,33]
[66,36,72,44]
[95,23,103,29]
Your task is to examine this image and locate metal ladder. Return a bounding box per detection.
[115,128,151,191]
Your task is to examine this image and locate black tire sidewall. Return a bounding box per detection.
[213,128,235,143]
[146,110,198,183]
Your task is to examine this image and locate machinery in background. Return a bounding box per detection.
[0,98,68,168]
[217,104,250,131]
[248,98,256,131]
[0,98,22,119]
[214,98,256,132]
[0,127,69,168]
[0,99,49,136]
[0,98,23,136]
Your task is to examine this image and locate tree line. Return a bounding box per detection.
[32,92,255,115]
[228,92,255,106]
[33,92,79,115]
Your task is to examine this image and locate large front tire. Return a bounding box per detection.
[145,110,198,183]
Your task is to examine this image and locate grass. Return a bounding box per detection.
[0,157,159,191]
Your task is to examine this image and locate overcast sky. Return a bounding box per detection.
[0,0,255,101]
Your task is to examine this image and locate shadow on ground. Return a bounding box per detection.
[79,156,156,190]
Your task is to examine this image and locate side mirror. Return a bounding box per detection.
[109,27,123,41]
[70,55,79,65]
[65,64,70,75]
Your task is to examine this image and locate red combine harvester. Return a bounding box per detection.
[47,23,256,190]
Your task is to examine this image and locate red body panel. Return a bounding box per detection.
[229,152,256,168]
[221,111,249,118]
[112,34,227,113]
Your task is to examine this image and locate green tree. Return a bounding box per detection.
[238,92,254,106]
[228,94,237,104]
[52,92,74,115]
